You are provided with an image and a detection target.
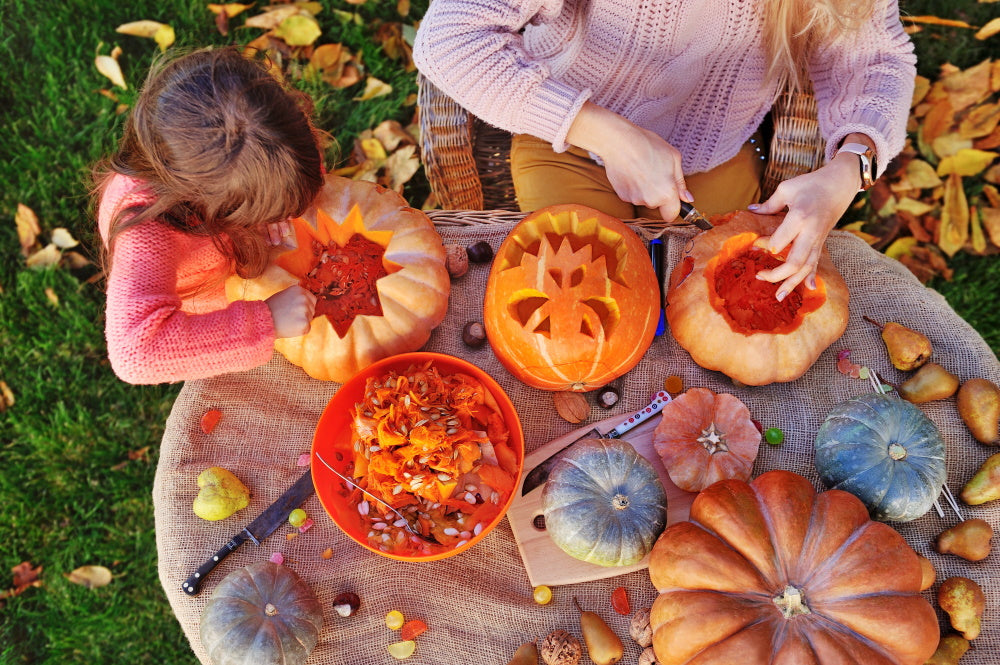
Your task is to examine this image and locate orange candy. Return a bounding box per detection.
[400,619,428,641]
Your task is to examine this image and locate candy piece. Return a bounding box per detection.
[200,409,222,434]
[836,358,854,375]
[764,427,784,446]
[385,610,405,630]
[297,453,311,467]
[387,640,416,660]
[858,366,871,380]
[611,586,630,615]
[321,547,334,559]
[298,517,314,533]
[400,619,428,641]
[268,552,284,565]
[837,349,852,360]
[288,508,308,527]
[663,375,684,394]
[533,585,553,605]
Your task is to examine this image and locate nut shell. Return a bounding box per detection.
[445,244,469,278]
[629,607,653,647]
[540,629,582,665]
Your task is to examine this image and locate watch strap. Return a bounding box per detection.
[836,142,877,192]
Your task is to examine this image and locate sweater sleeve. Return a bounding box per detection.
[412,0,591,151]
[808,1,917,176]
[104,221,276,385]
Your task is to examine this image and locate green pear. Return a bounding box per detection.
[960,452,1000,505]
[898,362,959,403]
[957,378,1000,444]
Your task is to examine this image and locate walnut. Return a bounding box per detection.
[444,243,469,278]
[540,629,582,665]
[629,607,653,648]
[638,646,659,665]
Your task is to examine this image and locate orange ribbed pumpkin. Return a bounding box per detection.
[483,204,659,392]
[647,470,939,665]
[226,177,450,382]
[666,211,849,386]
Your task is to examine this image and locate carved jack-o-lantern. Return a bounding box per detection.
[483,205,659,392]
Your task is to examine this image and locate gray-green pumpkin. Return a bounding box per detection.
[542,438,667,566]
[814,392,946,522]
[200,561,323,665]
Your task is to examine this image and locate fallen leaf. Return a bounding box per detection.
[359,136,387,161]
[980,207,1000,246]
[116,20,175,51]
[245,5,299,30]
[896,197,935,216]
[938,172,970,256]
[937,148,999,176]
[976,124,1000,150]
[44,288,59,307]
[0,380,15,410]
[984,184,1000,207]
[0,561,43,600]
[372,119,415,151]
[397,0,410,15]
[904,158,944,189]
[207,3,253,18]
[63,251,93,270]
[553,390,589,423]
[15,203,40,255]
[920,99,954,146]
[911,75,931,108]
[841,221,879,244]
[975,17,1000,40]
[95,54,127,89]
[970,206,988,253]
[353,76,392,101]
[273,14,322,47]
[932,133,974,159]
[66,565,112,589]
[51,227,79,250]
[25,244,62,269]
[960,102,1000,139]
[941,59,994,111]
[986,162,1000,184]
[383,144,420,192]
[902,16,975,28]
[885,235,921,260]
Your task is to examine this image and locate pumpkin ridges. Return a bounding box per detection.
[651,590,771,665]
[648,521,770,594]
[748,471,815,583]
[792,489,871,584]
[798,627,898,665]
[809,595,939,665]
[683,621,777,665]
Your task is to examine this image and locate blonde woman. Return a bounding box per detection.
[413,0,916,299]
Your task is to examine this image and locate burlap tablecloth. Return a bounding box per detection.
[154,211,1000,665]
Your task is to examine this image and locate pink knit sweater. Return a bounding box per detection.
[413,0,916,175]
[98,174,275,384]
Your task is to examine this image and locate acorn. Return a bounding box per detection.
[466,240,494,263]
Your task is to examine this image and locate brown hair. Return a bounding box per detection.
[94,46,326,280]
[762,0,877,91]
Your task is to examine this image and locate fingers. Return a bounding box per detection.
[267,220,292,246]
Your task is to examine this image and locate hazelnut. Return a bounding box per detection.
[630,607,653,647]
[466,240,494,263]
[638,646,659,665]
[332,591,361,617]
[462,321,487,348]
[445,244,469,278]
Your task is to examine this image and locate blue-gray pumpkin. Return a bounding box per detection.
[814,393,946,522]
[542,438,667,566]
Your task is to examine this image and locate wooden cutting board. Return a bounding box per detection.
[507,414,696,587]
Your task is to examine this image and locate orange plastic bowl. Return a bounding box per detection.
[311,352,524,561]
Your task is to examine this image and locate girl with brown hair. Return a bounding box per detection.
[413,0,916,300]
[94,47,327,384]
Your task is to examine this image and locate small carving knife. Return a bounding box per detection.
[520,391,672,496]
[182,469,314,596]
[680,201,714,230]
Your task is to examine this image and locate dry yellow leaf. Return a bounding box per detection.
[116,20,167,37]
[974,17,1000,40]
[905,159,943,189]
[970,206,988,253]
[920,100,954,146]
[553,391,590,424]
[983,184,1000,207]
[207,3,253,18]
[885,236,920,261]
[980,207,1000,247]
[0,380,15,409]
[353,76,392,101]
[937,148,999,177]
[896,197,935,216]
[911,75,931,108]
[25,244,62,269]
[245,5,299,30]
[51,228,79,250]
[66,565,112,589]
[938,172,969,256]
[960,102,1000,139]
[986,163,1000,184]
[941,59,994,111]
[372,119,415,151]
[95,54,127,89]
[15,203,40,255]
[360,136,387,161]
[44,287,60,307]
[932,133,974,159]
[397,0,410,15]
[384,144,420,192]
[903,16,974,28]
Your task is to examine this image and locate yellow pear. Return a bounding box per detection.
[898,362,959,403]
[957,378,1000,444]
[870,318,933,371]
[574,598,623,665]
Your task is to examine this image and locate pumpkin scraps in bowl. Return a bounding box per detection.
[346,362,518,556]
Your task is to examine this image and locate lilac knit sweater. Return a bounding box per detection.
[413,0,916,175]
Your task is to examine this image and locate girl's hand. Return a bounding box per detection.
[749,151,862,300]
[567,102,692,221]
[266,219,292,246]
[265,285,316,338]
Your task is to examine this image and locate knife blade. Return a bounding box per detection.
[182,469,314,596]
[680,202,714,230]
[520,390,672,496]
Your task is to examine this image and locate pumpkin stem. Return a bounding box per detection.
[772,585,811,619]
[264,602,278,617]
[888,442,907,461]
[697,422,729,455]
[611,494,630,511]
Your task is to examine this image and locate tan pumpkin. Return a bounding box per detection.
[484,204,659,392]
[648,470,939,665]
[227,176,450,382]
[652,387,760,492]
[666,211,849,386]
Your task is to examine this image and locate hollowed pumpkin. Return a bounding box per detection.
[647,470,939,665]
[666,211,849,386]
[484,204,659,392]
[227,177,450,382]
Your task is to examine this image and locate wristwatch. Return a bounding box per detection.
[836,142,877,192]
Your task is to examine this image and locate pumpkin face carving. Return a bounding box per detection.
[666,211,849,386]
[647,470,939,665]
[484,205,659,392]
[227,177,450,382]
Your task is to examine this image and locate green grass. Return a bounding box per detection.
[0,1,997,663]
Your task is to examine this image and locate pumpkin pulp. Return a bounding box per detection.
[706,232,827,335]
[276,205,401,338]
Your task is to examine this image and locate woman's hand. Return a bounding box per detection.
[749,150,863,300]
[266,219,292,246]
[567,102,692,221]
[265,285,317,338]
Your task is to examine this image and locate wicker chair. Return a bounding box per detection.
[417,73,827,212]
